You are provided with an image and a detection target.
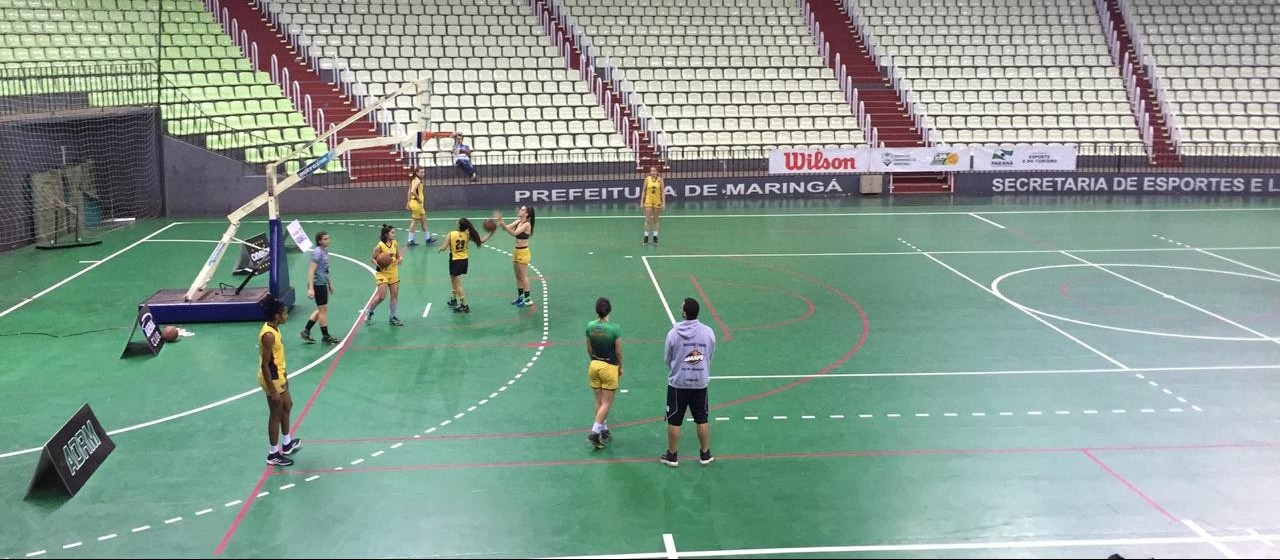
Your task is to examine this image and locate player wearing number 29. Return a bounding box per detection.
[439,217,493,314]
[259,296,300,466]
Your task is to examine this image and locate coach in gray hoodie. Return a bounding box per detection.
[660,298,717,468]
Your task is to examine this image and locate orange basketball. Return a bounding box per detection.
[162,326,180,342]
[376,252,394,268]
[483,218,497,232]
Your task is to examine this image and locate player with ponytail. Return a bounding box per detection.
[366,224,404,326]
[439,217,493,313]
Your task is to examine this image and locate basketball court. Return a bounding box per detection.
[3,198,1280,559]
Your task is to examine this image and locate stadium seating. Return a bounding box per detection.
[558,0,863,160]
[259,0,631,166]
[0,0,334,170]
[1130,0,1280,154]
[857,0,1145,154]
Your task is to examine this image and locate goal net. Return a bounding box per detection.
[0,64,163,251]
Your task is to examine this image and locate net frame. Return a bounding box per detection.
[182,79,439,302]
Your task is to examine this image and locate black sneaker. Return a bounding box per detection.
[643,236,649,245]
[455,304,471,314]
[407,240,419,247]
[300,330,315,344]
[447,298,458,308]
[389,317,405,326]
[425,235,437,244]
[659,451,679,468]
[653,236,659,245]
[587,432,604,450]
[282,439,302,455]
[266,453,294,467]
[699,449,714,466]
[322,335,341,345]
[600,429,612,444]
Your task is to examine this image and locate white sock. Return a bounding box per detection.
[269,444,280,455]
[653,230,658,237]
[602,422,608,430]
[282,434,293,445]
[644,231,650,237]
[592,422,604,434]
[408,231,416,242]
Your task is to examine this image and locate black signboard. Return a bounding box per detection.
[121,304,165,358]
[233,233,271,276]
[27,404,116,497]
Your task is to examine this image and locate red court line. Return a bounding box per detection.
[213,313,368,556]
[1082,449,1181,525]
[275,441,1280,477]
[311,265,872,446]
[351,338,666,352]
[690,275,733,341]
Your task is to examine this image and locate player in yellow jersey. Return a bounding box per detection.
[405,170,436,247]
[495,205,536,307]
[438,217,493,314]
[366,224,405,326]
[641,166,665,245]
[259,296,299,466]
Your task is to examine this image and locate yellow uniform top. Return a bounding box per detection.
[377,240,399,271]
[408,178,424,205]
[643,176,663,205]
[447,229,471,261]
[258,322,286,384]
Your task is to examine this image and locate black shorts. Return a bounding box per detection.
[449,258,469,277]
[666,386,709,426]
[314,284,329,306]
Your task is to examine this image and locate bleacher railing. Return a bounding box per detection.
[799,0,873,147]
[537,0,670,165]
[847,0,933,147]
[1115,0,1183,154]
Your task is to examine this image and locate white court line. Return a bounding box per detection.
[1157,235,1280,281]
[969,213,1006,229]
[0,246,378,461]
[77,260,99,264]
[270,207,1280,225]
[912,247,1129,370]
[547,531,1280,559]
[644,246,1280,259]
[662,534,678,560]
[422,302,432,318]
[545,531,1280,557]
[0,222,183,320]
[1060,251,1280,347]
[710,363,1280,380]
[1183,519,1240,559]
[641,256,676,325]
[1247,529,1275,548]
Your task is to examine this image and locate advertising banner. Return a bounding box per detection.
[873,147,967,173]
[768,148,868,174]
[970,145,1078,171]
[956,172,1280,196]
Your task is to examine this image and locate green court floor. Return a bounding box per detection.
[3,197,1280,559]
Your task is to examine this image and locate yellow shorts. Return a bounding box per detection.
[375,269,399,285]
[513,247,531,265]
[259,377,288,395]
[643,199,663,209]
[408,201,425,219]
[588,360,620,391]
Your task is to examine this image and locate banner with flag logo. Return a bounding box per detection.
[970,145,1077,171]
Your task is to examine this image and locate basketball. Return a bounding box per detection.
[376,252,394,268]
[162,326,180,343]
[483,219,497,232]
